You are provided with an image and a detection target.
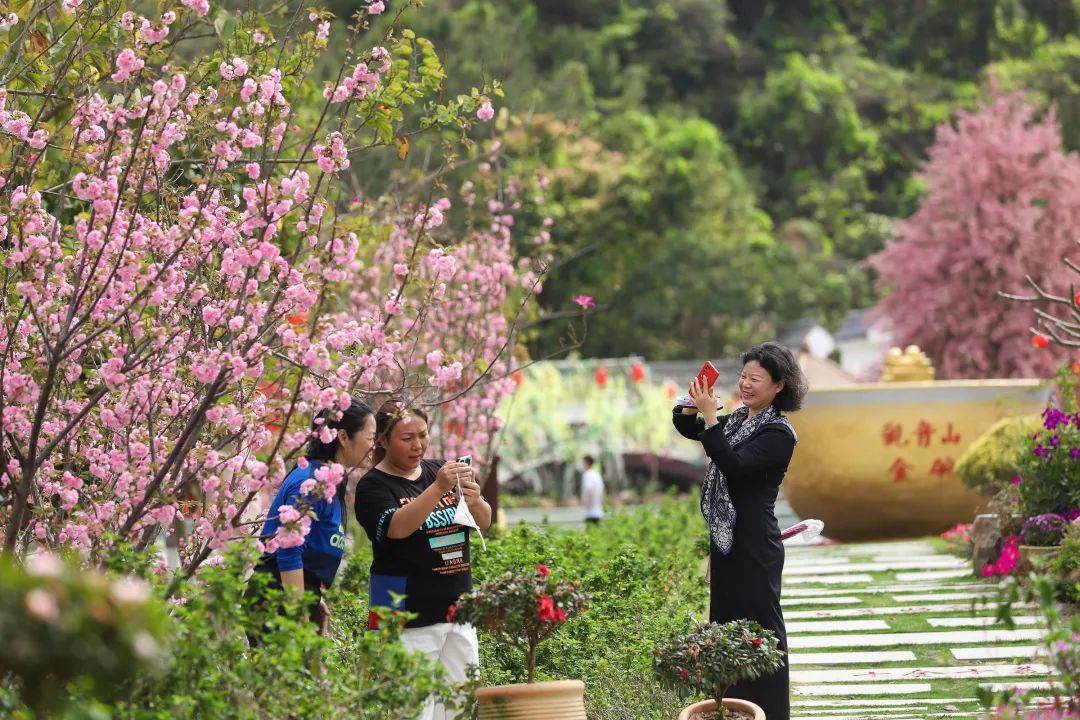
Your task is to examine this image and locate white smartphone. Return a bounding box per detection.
[457,455,472,466]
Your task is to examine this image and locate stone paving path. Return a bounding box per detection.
[784,539,1054,720]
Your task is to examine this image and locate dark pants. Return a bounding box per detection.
[244,561,323,645]
[709,541,790,720]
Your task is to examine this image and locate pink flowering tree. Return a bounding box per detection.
[869,87,1080,378]
[0,0,554,572]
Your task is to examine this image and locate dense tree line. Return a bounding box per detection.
[330,0,1080,360]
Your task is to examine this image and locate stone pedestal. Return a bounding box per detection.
[971,513,1003,573]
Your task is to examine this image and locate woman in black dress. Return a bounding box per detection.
[673,342,807,720]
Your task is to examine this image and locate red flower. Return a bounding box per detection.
[447,603,459,622]
[538,594,557,622]
[1031,334,1050,349]
[678,667,689,678]
[752,637,762,646]
[554,607,566,623]
[537,563,550,577]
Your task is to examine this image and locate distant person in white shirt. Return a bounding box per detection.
[580,455,605,525]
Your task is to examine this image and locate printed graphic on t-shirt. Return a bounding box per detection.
[397,491,470,576]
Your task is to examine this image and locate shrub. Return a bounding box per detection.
[652,619,785,717]
[1015,369,1080,516]
[956,416,1041,497]
[1049,523,1080,603]
[469,497,706,718]
[0,553,169,717]
[450,564,589,683]
[980,575,1079,715]
[117,548,453,720]
[1020,513,1069,547]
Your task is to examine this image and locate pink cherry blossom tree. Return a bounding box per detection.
[0,0,556,573]
[869,87,1080,378]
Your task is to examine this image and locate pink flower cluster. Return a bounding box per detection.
[313,132,349,173]
[324,51,389,104]
[982,534,1020,576]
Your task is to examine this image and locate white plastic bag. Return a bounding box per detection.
[452,478,486,550]
[780,518,825,544]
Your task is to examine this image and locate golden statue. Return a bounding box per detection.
[880,345,935,382]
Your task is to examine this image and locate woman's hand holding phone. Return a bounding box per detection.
[688,375,720,424]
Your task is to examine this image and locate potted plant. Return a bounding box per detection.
[652,619,785,720]
[1018,512,1069,570]
[449,564,590,719]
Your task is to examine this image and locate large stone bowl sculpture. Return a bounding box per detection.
[784,349,1050,541]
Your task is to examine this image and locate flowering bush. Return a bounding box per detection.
[940,521,973,552]
[0,0,561,575]
[0,553,168,716]
[983,534,1021,577]
[449,564,589,683]
[652,619,785,717]
[1021,513,1070,547]
[980,575,1079,716]
[1015,370,1080,517]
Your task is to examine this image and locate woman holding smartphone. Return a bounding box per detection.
[354,399,490,720]
[673,343,807,720]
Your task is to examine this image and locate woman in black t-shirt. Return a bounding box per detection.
[354,400,490,720]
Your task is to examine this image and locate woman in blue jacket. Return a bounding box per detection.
[249,397,375,634]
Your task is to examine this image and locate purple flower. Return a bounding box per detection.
[1020,513,1067,546]
[1042,407,1068,430]
[1033,445,1053,460]
[1071,448,1080,460]
[1049,434,1061,448]
[1010,475,1023,486]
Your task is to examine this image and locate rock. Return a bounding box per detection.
[971,513,1003,573]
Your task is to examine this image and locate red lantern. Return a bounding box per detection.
[594,366,608,388]
[630,362,646,383]
[511,370,524,387]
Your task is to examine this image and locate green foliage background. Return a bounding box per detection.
[329,0,1080,359]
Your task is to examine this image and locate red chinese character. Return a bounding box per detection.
[888,458,914,483]
[915,420,935,448]
[940,423,961,444]
[882,423,908,446]
[929,458,955,477]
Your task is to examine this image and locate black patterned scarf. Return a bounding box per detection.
[701,405,796,555]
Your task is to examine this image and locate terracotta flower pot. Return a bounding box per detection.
[677,698,766,720]
[475,679,586,719]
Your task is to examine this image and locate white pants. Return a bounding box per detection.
[400,622,479,720]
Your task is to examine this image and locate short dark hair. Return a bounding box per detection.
[306,397,375,462]
[371,398,430,465]
[582,455,595,466]
[740,342,808,412]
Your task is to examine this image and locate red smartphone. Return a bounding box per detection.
[691,361,720,393]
